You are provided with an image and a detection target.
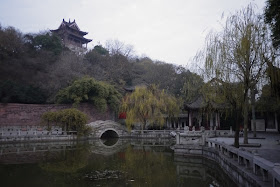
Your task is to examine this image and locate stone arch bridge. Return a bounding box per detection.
[87,120,129,138]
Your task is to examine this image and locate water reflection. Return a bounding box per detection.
[100,138,119,146]
[0,139,236,186]
[175,156,236,187]
[39,143,91,173]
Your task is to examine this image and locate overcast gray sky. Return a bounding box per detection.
[0,0,265,66]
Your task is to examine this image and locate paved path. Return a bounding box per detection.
[209,132,280,164]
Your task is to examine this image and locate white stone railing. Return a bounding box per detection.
[0,125,78,143]
[130,129,183,138]
[129,129,234,140]
[0,125,63,137]
[0,134,76,143]
[206,139,280,187]
[176,130,218,145]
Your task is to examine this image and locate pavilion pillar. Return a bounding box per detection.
[189,111,192,127]
[198,114,202,127]
[275,112,278,132]
[215,112,220,128]
[210,113,214,129]
[168,119,171,129]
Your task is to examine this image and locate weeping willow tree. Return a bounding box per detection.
[196,4,276,144]
[202,78,244,147]
[121,85,180,132]
[41,108,89,135]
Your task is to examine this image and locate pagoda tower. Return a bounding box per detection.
[51,19,92,53]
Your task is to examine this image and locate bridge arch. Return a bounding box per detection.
[100,128,119,139]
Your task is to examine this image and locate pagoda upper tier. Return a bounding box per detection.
[51,19,92,51]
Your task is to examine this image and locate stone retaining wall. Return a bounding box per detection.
[205,140,280,187]
[174,140,280,187]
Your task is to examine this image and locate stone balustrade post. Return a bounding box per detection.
[201,134,206,145]
[238,156,243,165]
[245,159,251,169]
[261,169,269,181]
[184,126,189,133]
[176,133,180,144]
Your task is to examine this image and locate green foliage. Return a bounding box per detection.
[202,79,243,110]
[265,0,280,49]
[26,32,63,55]
[55,77,121,112]
[266,60,280,99]
[121,85,180,130]
[85,47,107,65]
[41,108,89,135]
[119,145,177,186]
[257,84,280,112]
[93,45,109,55]
[0,80,47,103]
[39,143,90,173]
[180,71,204,103]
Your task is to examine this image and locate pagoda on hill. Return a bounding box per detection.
[51,19,92,53]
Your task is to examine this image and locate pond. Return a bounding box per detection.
[0,139,236,187]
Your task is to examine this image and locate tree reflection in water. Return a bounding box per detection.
[0,140,236,186]
[39,143,91,173]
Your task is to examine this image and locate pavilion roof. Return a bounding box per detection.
[52,19,90,34]
[51,19,92,44]
[185,95,227,110]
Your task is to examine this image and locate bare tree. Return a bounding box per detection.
[36,51,86,102]
[105,39,135,58]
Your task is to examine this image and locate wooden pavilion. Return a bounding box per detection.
[184,96,227,130]
[51,19,92,53]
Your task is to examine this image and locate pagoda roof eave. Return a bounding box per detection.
[66,25,88,35]
[51,29,92,44]
[69,33,92,43]
[51,27,88,36]
[50,29,60,32]
[184,96,228,110]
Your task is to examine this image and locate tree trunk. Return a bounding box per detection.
[141,120,146,134]
[243,91,249,144]
[234,109,240,148]
[251,88,256,137]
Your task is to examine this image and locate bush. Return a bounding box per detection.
[55,77,121,112]
[41,108,89,135]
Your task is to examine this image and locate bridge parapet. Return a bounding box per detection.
[87,120,129,138]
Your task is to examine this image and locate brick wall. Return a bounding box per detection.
[0,103,115,126]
